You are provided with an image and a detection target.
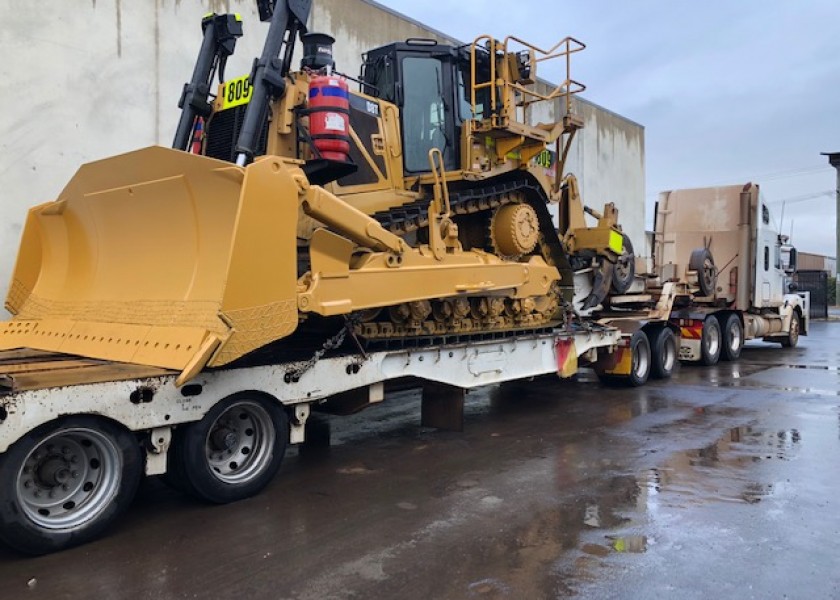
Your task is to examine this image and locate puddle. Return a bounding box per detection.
[779,364,840,372]
[607,535,648,553]
[713,380,840,397]
[336,463,379,475]
[467,578,511,597]
[706,364,840,397]
[564,424,795,589]
[642,425,798,507]
[682,426,801,464]
[628,394,673,418]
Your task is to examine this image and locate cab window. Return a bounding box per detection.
[401,57,449,173]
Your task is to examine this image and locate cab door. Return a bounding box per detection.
[754,201,784,307]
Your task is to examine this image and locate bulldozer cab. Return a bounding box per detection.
[361,35,585,185]
[361,41,466,175]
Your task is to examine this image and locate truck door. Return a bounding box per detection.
[754,201,784,307]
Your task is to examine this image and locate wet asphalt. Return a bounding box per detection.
[1,322,840,599]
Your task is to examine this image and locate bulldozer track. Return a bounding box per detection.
[375,178,532,234]
[373,177,574,285]
[341,177,576,343]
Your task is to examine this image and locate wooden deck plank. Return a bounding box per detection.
[0,362,176,393]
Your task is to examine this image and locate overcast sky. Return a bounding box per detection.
[377,0,840,257]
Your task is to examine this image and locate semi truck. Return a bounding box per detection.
[593,182,807,385]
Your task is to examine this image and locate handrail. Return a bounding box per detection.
[427,148,451,260]
[469,34,586,122]
[427,147,451,218]
[470,34,497,117]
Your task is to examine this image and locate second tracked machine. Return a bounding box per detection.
[0,0,638,553]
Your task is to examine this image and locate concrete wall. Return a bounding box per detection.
[566,99,646,255]
[0,0,644,302]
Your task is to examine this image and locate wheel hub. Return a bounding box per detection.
[37,457,71,487]
[204,401,276,484]
[210,427,238,452]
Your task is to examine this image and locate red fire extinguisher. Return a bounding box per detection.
[308,75,350,162]
[190,117,204,155]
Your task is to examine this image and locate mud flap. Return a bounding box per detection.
[596,344,632,376]
[555,337,578,378]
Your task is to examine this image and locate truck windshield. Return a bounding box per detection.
[401,56,449,173]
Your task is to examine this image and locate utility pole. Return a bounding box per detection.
[822,152,840,305]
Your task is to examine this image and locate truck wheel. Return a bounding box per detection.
[0,417,142,555]
[719,313,743,361]
[700,316,722,366]
[611,234,635,294]
[781,311,801,348]
[650,327,677,379]
[172,394,288,504]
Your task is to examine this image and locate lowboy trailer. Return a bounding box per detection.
[0,325,621,553]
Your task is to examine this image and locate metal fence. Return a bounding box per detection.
[795,270,828,319]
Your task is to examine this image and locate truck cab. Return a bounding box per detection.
[753,198,791,307]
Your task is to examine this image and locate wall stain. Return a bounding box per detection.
[154,0,161,144]
[116,0,122,58]
[169,0,234,12]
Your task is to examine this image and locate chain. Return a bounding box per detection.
[284,316,363,381]
[284,327,347,382]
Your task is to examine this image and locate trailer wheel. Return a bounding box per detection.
[598,330,651,387]
[0,417,142,555]
[172,394,288,504]
[650,327,677,379]
[719,313,743,361]
[626,330,651,386]
[781,311,800,348]
[700,316,722,366]
[611,234,636,294]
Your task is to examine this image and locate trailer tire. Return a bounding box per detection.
[598,330,651,387]
[650,327,677,379]
[781,310,801,348]
[0,416,142,555]
[719,313,743,361]
[700,316,722,366]
[626,330,652,386]
[172,393,288,504]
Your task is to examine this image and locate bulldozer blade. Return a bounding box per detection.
[1,147,300,375]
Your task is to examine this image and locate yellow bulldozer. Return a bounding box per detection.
[0,0,632,387]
